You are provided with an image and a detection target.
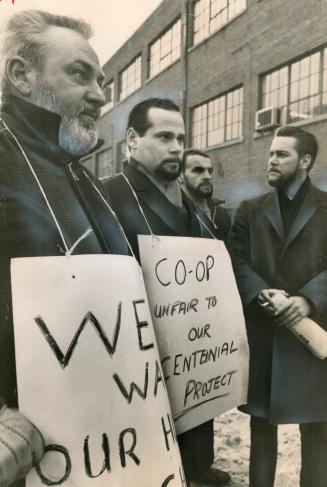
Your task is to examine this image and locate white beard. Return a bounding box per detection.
[33,78,99,156]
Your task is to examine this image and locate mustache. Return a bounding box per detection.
[161,158,181,164]
[78,104,101,121]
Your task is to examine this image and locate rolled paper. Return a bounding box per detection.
[270,294,327,360]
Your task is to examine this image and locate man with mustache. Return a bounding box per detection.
[229,126,327,486]
[0,10,129,486]
[179,149,231,242]
[105,98,230,486]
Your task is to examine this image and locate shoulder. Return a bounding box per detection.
[236,191,272,212]
[104,173,125,192]
[310,183,327,200]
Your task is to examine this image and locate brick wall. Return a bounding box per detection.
[92,0,327,208]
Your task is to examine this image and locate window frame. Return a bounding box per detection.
[96,148,113,180]
[191,85,244,149]
[260,45,327,123]
[192,0,247,46]
[148,17,182,79]
[118,54,142,102]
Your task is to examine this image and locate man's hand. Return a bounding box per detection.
[0,405,44,486]
[258,289,289,315]
[274,296,311,328]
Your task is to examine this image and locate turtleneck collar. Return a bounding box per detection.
[1,95,103,165]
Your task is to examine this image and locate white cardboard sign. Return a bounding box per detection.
[11,255,185,487]
[138,236,249,435]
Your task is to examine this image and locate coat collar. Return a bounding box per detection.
[263,181,322,246]
[124,163,201,237]
[1,95,103,165]
[284,182,322,248]
[263,190,285,241]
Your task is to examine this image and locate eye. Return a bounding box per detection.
[159,134,170,142]
[73,70,87,83]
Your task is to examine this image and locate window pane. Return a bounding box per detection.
[262,67,289,109]
[288,51,322,122]
[194,0,246,45]
[119,56,142,101]
[192,86,242,147]
[96,149,113,179]
[149,19,181,78]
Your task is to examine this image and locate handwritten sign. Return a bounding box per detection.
[11,255,185,487]
[138,236,249,435]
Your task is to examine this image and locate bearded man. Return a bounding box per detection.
[0,10,129,486]
[229,126,327,487]
[179,149,230,242]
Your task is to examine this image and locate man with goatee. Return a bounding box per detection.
[106,98,231,487]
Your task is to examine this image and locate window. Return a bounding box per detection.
[102,80,114,111]
[193,0,247,45]
[261,47,327,123]
[119,56,142,101]
[96,149,113,180]
[191,86,243,148]
[81,156,94,173]
[149,19,181,78]
[116,141,129,173]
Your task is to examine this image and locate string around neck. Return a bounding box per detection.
[1,119,70,254]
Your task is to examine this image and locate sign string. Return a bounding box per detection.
[1,119,70,254]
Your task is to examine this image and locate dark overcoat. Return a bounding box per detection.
[105,162,204,259]
[0,97,129,409]
[105,161,224,480]
[228,182,327,424]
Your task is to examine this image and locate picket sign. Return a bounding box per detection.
[138,236,249,435]
[11,254,185,487]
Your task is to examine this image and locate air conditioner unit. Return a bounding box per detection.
[255,107,281,131]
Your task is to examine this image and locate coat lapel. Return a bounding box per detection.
[283,183,322,249]
[124,164,192,236]
[263,191,285,242]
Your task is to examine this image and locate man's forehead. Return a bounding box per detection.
[147,107,185,131]
[42,25,102,73]
[186,154,212,169]
[270,136,297,151]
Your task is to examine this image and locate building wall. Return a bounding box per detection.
[85,0,327,209]
[96,0,184,174]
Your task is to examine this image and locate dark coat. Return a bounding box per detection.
[0,96,129,409]
[105,161,221,480]
[205,197,231,242]
[228,182,327,424]
[105,162,204,260]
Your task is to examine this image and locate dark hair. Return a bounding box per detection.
[181,148,211,171]
[127,98,181,135]
[275,125,318,171]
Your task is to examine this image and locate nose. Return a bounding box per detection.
[269,151,278,164]
[85,80,106,107]
[203,169,212,180]
[169,137,183,154]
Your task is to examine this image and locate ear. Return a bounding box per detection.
[5,56,35,97]
[126,127,139,151]
[300,153,311,171]
[178,172,185,185]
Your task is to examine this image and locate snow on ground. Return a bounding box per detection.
[213,409,301,486]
